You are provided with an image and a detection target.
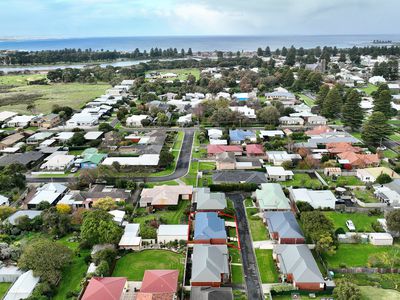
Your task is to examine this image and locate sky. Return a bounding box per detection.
[0,0,399,38]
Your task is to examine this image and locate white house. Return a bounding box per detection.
[126,115,149,127]
[356,167,400,183]
[66,113,99,128]
[6,115,36,128]
[368,233,393,246]
[259,130,285,139]
[265,167,294,182]
[208,129,223,140]
[279,116,305,126]
[118,223,141,250]
[229,106,256,119]
[266,151,302,166]
[109,210,126,225]
[84,131,104,140]
[157,224,189,244]
[177,113,192,125]
[0,111,17,123]
[40,154,75,171]
[102,154,160,166]
[0,266,23,283]
[289,188,336,209]
[368,76,386,85]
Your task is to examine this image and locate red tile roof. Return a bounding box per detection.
[327,142,362,154]
[140,270,179,294]
[305,125,333,136]
[207,145,242,155]
[82,277,126,300]
[246,144,265,154]
[337,151,380,167]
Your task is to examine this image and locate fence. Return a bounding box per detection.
[332,267,400,274]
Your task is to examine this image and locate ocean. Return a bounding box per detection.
[1,34,400,52]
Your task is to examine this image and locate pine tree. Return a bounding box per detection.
[373,90,392,117]
[315,84,330,107]
[361,112,392,145]
[341,89,364,131]
[322,87,342,118]
[264,46,271,57]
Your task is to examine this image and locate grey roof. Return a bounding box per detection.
[194,188,227,210]
[191,244,229,283]
[264,211,304,240]
[7,210,42,225]
[216,152,236,164]
[384,179,400,195]
[190,287,233,300]
[0,151,44,167]
[213,171,267,184]
[274,244,324,283]
[194,212,227,240]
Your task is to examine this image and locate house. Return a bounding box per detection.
[207,145,243,156]
[273,244,325,291]
[137,270,179,300]
[79,148,107,169]
[0,151,45,168]
[66,113,99,128]
[118,223,141,250]
[213,171,267,184]
[216,152,236,170]
[279,116,305,126]
[326,142,362,155]
[55,132,75,142]
[0,111,17,123]
[126,115,149,127]
[356,167,400,183]
[289,188,336,209]
[337,152,380,169]
[264,211,305,244]
[0,133,25,150]
[246,144,265,157]
[28,183,67,209]
[81,277,128,300]
[255,183,291,211]
[259,130,285,140]
[265,91,296,101]
[266,151,301,166]
[177,113,192,125]
[157,224,189,244]
[193,212,227,244]
[84,131,104,141]
[229,106,256,119]
[232,92,255,101]
[194,188,226,211]
[305,126,333,136]
[265,166,294,182]
[369,76,386,85]
[0,195,9,206]
[6,115,35,127]
[109,210,125,225]
[4,270,40,300]
[307,115,327,126]
[388,83,400,93]
[0,266,23,283]
[368,233,393,246]
[38,113,61,129]
[40,154,75,171]
[26,132,53,144]
[102,154,160,167]
[191,244,229,287]
[324,167,342,177]
[229,129,256,144]
[140,185,193,208]
[191,287,233,300]
[7,210,41,225]
[373,186,400,206]
[208,129,223,140]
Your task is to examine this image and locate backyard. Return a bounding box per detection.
[112,250,185,281]
[359,84,378,96]
[255,249,279,283]
[321,174,363,187]
[335,273,400,292]
[324,211,382,232]
[145,68,200,81]
[353,189,379,203]
[0,283,11,299]
[297,93,315,107]
[132,200,190,225]
[280,173,323,189]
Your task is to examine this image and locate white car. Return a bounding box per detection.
[346,220,356,231]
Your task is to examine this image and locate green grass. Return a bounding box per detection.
[352,132,363,141]
[133,200,189,225]
[0,74,46,86]
[229,247,241,264]
[272,293,333,300]
[335,273,400,292]
[246,208,268,241]
[324,244,397,268]
[112,250,185,281]
[383,149,398,159]
[198,162,215,171]
[353,189,379,203]
[281,173,323,189]
[0,283,11,298]
[255,249,279,283]
[388,119,400,127]
[389,133,400,142]
[231,265,244,284]
[324,211,382,232]
[359,286,400,300]
[144,180,179,188]
[145,68,200,81]
[360,84,378,96]
[297,93,315,107]
[0,78,111,114]
[321,174,364,187]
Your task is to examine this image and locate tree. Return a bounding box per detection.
[341,89,364,131]
[322,87,342,118]
[256,106,280,125]
[18,239,72,284]
[373,90,393,117]
[284,46,296,66]
[0,207,16,221]
[41,207,71,237]
[361,112,392,145]
[376,173,393,184]
[156,112,169,126]
[316,233,336,255]
[386,210,400,233]
[69,132,86,146]
[80,210,123,247]
[315,84,329,107]
[158,151,175,168]
[333,280,361,300]
[92,197,117,211]
[98,123,113,133]
[56,204,72,215]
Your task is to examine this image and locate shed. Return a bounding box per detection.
[4,270,39,300]
[0,266,23,283]
[369,233,393,246]
[157,225,189,244]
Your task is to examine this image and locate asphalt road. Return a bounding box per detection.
[27,128,195,184]
[228,192,265,300]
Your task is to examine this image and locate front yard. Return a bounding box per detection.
[246,207,268,241]
[113,250,185,281]
[324,211,382,232]
[255,249,279,283]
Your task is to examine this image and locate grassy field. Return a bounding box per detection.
[297,93,315,107]
[281,173,322,189]
[0,283,11,298]
[324,211,381,232]
[0,76,110,114]
[353,189,379,203]
[112,250,185,281]
[146,68,200,81]
[324,244,397,268]
[255,249,279,283]
[359,286,400,300]
[133,200,189,225]
[360,84,378,96]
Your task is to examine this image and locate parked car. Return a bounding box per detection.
[346,220,356,231]
[70,167,78,173]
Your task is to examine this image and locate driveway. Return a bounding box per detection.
[228,192,265,300]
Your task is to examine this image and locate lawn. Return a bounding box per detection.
[353,189,379,203]
[335,273,400,292]
[383,149,398,159]
[389,133,400,142]
[322,174,364,187]
[324,211,382,232]
[246,207,268,241]
[144,180,179,188]
[324,244,397,268]
[198,162,215,171]
[360,84,378,96]
[231,265,244,284]
[132,200,190,225]
[229,246,241,264]
[112,250,185,281]
[359,286,400,300]
[0,78,110,114]
[255,249,279,283]
[297,93,315,107]
[0,283,11,298]
[281,173,323,189]
[146,68,200,81]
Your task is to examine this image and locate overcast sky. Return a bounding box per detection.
[0,0,398,38]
